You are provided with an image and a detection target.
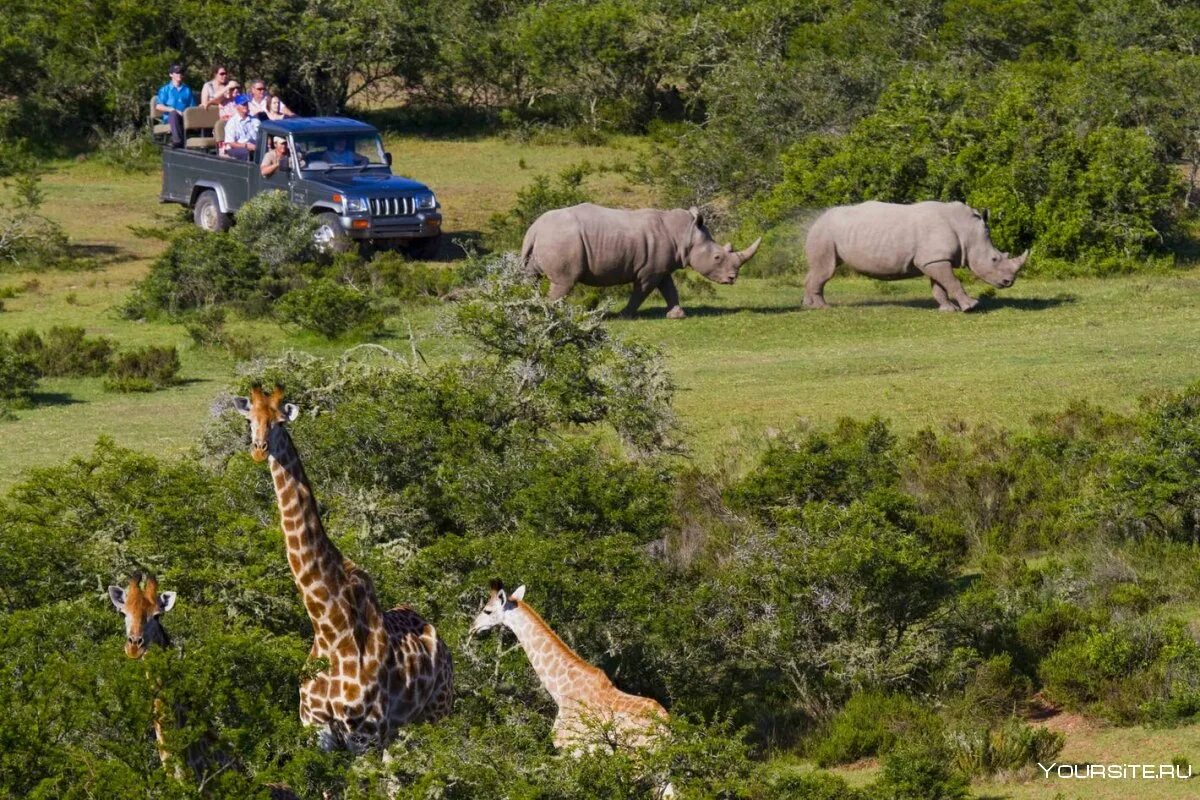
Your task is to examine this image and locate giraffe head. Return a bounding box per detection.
[233,385,299,462]
[108,575,177,659]
[468,580,526,637]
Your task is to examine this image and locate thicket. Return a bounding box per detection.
[3,265,1200,796]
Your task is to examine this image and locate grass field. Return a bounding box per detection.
[4,137,1200,798]
[3,144,1198,483]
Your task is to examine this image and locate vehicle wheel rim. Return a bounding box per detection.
[314,224,336,250]
[201,204,218,231]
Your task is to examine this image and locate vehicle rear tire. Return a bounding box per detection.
[313,212,352,254]
[193,190,231,233]
[405,234,442,261]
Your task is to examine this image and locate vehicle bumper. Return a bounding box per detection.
[342,211,442,240]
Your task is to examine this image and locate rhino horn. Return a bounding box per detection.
[1013,249,1029,268]
[734,237,762,266]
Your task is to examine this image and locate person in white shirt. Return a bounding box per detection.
[223,95,260,161]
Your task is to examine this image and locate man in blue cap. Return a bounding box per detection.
[154,64,196,149]
[223,93,261,161]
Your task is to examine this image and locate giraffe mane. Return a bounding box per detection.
[516,601,606,678]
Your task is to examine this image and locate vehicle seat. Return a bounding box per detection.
[149,98,170,140]
[184,106,220,150]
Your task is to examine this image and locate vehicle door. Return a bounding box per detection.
[254,133,297,197]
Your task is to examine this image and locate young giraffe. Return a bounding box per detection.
[109,575,300,799]
[468,580,669,753]
[234,386,453,752]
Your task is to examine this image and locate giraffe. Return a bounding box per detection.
[108,575,300,799]
[234,385,453,752]
[468,580,670,754]
[108,574,186,780]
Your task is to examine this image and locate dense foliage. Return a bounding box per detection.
[3,266,1200,796]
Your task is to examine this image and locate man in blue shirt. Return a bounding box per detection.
[155,64,196,149]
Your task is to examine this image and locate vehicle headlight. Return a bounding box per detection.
[343,196,370,214]
[416,192,437,210]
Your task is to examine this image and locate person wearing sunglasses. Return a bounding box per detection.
[201,65,233,109]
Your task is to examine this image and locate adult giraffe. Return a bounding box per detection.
[234,385,453,752]
[468,580,669,753]
[108,575,299,799]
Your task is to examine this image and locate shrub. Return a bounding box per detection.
[370,251,470,302]
[810,692,940,767]
[104,345,182,393]
[0,171,70,270]
[0,331,38,407]
[231,190,321,270]
[124,229,263,316]
[13,326,114,377]
[274,279,382,339]
[875,742,971,800]
[92,125,158,173]
[947,716,1064,779]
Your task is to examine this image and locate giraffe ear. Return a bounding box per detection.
[232,396,252,418]
[108,586,126,611]
[283,403,300,422]
[156,592,177,615]
[509,585,526,604]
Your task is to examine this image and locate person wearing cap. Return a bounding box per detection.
[260,136,290,177]
[223,94,260,161]
[154,64,196,149]
[215,81,241,121]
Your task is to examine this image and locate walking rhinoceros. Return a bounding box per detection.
[804,201,1028,311]
[522,203,761,319]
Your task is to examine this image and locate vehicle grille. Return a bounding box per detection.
[370,197,415,217]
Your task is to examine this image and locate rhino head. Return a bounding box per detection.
[965,207,1028,289]
[684,207,761,285]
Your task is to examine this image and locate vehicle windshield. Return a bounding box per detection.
[293,133,386,170]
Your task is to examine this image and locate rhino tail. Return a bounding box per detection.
[520,228,541,276]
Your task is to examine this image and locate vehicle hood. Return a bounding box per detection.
[318,172,431,196]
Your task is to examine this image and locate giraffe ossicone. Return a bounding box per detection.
[235,385,453,752]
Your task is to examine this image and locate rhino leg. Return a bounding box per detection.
[619,286,650,319]
[803,237,835,308]
[922,262,978,312]
[930,280,958,312]
[547,282,573,302]
[658,275,686,319]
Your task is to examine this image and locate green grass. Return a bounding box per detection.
[768,720,1200,799]
[3,139,1200,492]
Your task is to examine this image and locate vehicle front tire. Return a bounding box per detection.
[193,190,231,233]
[313,212,352,254]
[405,234,442,261]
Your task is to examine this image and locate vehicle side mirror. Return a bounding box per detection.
[385,152,393,167]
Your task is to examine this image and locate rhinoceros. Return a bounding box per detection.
[804,201,1028,312]
[521,203,761,319]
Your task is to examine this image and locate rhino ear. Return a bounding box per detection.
[982,208,991,226]
[688,206,703,228]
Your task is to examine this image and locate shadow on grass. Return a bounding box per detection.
[622,303,809,319]
[66,242,140,269]
[837,293,1079,312]
[28,392,82,408]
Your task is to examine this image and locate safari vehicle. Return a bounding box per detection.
[159,117,442,257]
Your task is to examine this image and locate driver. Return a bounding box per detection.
[260,136,289,177]
[326,137,365,166]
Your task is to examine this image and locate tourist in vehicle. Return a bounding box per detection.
[260,137,289,177]
[326,137,366,166]
[248,81,276,120]
[266,90,296,121]
[223,95,260,160]
[154,64,195,149]
[201,65,232,108]
[215,81,240,121]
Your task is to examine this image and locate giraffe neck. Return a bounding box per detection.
[505,603,611,709]
[266,425,354,635]
[145,665,186,781]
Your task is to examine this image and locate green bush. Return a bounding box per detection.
[810,692,939,767]
[1040,615,1200,724]
[104,345,182,393]
[274,279,382,339]
[0,331,39,409]
[947,716,1064,779]
[0,171,71,271]
[92,125,158,173]
[231,190,321,270]
[875,742,970,800]
[125,229,263,317]
[13,325,114,377]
